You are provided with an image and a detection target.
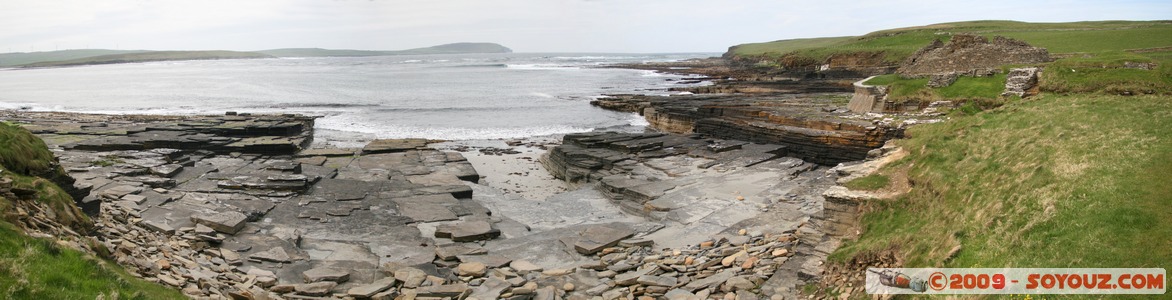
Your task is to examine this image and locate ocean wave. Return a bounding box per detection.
[0,101,40,110]
[446,63,508,68]
[639,70,671,77]
[238,102,379,109]
[372,105,558,113]
[552,55,648,61]
[506,64,580,70]
[626,113,650,127]
[316,118,594,140]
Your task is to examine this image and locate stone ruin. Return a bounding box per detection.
[898,34,1051,77]
[846,34,1051,113]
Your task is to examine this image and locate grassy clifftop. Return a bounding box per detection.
[0,122,183,299]
[726,20,1172,297]
[728,20,1172,67]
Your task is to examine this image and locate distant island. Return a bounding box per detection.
[257,42,513,57]
[1,42,512,68]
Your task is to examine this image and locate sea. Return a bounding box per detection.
[0,53,714,147]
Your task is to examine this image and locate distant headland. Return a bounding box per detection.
[0,42,513,68]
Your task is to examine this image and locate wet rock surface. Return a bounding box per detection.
[5,110,858,299]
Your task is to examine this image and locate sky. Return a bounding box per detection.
[0,0,1168,53]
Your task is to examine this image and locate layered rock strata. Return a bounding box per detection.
[590,94,906,165]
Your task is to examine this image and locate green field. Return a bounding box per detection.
[0,123,184,299]
[731,20,1172,65]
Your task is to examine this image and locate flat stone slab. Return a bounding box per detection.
[150,164,184,177]
[393,194,460,222]
[435,244,487,261]
[141,220,175,234]
[363,139,429,154]
[310,179,372,201]
[573,224,635,255]
[683,269,736,292]
[637,274,678,287]
[249,247,293,263]
[456,254,512,268]
[435,221,501,242]
[346,277,397,298]
[295,281,337,296]
[301,267,351,283]
[416,283,471,298]
[297,148,357,157]
[190,211,248,234]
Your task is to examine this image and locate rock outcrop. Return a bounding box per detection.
[592,94,906,165]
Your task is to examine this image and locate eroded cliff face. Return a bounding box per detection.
[724,50,898,79]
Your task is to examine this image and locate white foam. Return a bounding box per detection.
[626,113,650,127]
[529,92,555,99]
[639,70,671,77]
[0,101,40,111]
[316,118,593,141]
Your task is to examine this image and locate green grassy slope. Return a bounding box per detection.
[0,123,184,299]
[834,93,1172,271]
[0,223,184,300]
[0,49,149,67]
[790,21,1172,291]
[729,20,1172,65]
[18,50,273,68]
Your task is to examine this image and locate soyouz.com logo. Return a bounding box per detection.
[866,268,1166,294]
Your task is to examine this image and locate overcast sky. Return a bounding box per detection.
[1,0,1168,53]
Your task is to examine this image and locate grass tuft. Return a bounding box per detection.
[843,174,890,191]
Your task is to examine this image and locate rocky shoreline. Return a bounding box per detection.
[1,107,884,300]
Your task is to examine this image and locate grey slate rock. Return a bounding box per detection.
[302,267,351,283]
[191,211,248,234]
[573,224,635,255]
